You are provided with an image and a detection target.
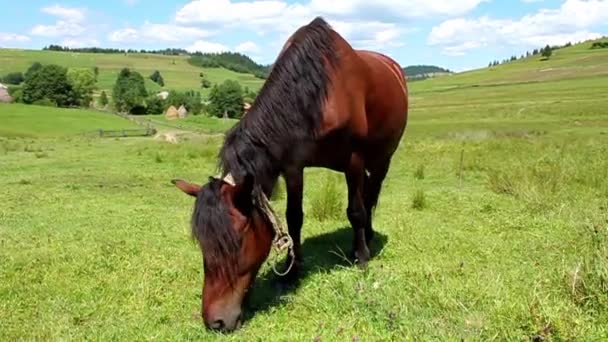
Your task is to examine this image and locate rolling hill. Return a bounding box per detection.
[0,49,265,97]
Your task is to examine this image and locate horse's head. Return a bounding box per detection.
[172,174,275,332]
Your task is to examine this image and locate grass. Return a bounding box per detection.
[0,103,139,138]
[0,48,265,96]
[1,40,608,340]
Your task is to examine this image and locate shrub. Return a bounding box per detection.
[113,68,147,113]
[2,72,24,85]
[22,64,79,107]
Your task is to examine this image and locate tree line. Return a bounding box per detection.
[487,42,573,67]
[5,61,257,119]
[188,52,269,79]
[41,45,270,79]
[43,45,190,56]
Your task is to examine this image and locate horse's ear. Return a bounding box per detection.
[172,179,201,197]
[232,173,255,214]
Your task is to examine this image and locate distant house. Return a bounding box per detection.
[0,83,13,103]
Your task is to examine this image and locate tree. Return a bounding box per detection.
[145,95,165,114]
[541,45,553,59]
[165,90,203,115]
[99,91,109,107]
[113,68,148,113]
[24,62,42,80]
[149,70,164,87]
[67,68,97,107]
[22,64,78,107]
[1,72,24,85]
[208,80,244,118]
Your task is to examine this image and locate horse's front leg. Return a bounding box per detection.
[280,167,304,282]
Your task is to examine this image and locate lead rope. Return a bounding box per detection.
[219,173,295,277]
[259,191,295,277]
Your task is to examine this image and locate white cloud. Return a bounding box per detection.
[0,32,30,44]
[176,0,487,25]
[61,38,101,48]
[41,5,86,22]
[428,0,608,55]
[186,40,229,53]
[235,41,261,53]
[31,5,87,38]
[31,21,86,37]
[108,23,215,43]
[173,0,486,53]
[308,0,489,19]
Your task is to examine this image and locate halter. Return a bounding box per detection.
[216,173,295,277]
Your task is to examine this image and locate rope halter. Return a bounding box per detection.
[216,173,295,277]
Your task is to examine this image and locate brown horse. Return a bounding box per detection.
[173,16,408,332]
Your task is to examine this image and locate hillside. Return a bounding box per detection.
[0,49,265,97]
[411,38,608,94]
[404,65,453,81]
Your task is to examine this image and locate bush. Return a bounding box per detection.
[164,90,202,115]
[99,91,109,107]
[207,80,244,118]
[22,64,79,107]
[149,70,164,87]
[2,72,24,85]
[113,68,147,113]
[145,95,165,115]
[7,86,23,102]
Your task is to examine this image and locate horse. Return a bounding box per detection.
[172,16,409,332]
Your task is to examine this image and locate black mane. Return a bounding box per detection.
[218,16,339,188]
[191,17,340,282]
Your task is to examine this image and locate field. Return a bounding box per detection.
[0,49,265,96]
[1,41,608,340]
[0,103,139,138]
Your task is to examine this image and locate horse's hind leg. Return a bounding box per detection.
[363,158,391,244]
[345,153,370,266]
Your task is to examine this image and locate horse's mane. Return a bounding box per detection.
[218,16,339,186]
[191,17,339,283]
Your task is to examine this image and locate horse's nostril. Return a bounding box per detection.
[210,319,225,330]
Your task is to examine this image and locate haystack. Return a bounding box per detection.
[165,105,179,120]
[177,105,188,118]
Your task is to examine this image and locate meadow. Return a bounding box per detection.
[0,49,264,96]
[1,41,608,340]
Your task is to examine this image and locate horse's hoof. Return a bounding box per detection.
[354,248,371,267]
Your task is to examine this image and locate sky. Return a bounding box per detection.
[1,0,607,72]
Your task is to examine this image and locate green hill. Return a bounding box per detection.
[0,49,265,97]
[404,65,453,81]
[413,38,608,93]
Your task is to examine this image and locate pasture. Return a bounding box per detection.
[0,49,264,96]
[1,45,608,340]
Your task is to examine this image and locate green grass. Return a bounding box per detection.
[0,103,139,138]
[1,40,608,340]
[0,48,264,96]
[136,114,239,135]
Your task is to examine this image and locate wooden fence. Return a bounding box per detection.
[94,128,157,138]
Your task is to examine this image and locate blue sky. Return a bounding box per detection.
[1,0,607,71]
